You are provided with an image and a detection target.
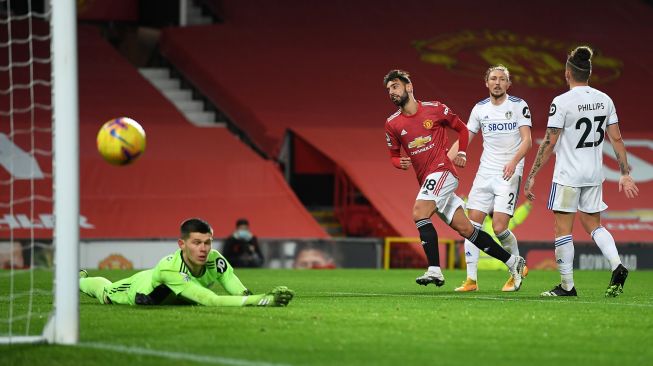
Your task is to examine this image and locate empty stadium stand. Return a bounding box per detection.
[160,0,653,244]
[1,23,327,240]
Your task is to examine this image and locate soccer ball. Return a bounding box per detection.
[96,117,146,165]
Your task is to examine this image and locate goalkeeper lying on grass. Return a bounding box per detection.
[79,218,294,307]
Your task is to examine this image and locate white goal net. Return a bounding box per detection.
[0,0,79,345]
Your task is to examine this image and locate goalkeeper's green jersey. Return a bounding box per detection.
[105,249,248,305]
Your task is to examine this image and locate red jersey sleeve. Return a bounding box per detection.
[437,103,469,153]
[384,123,403,169]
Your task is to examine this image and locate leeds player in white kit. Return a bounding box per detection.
[524,46,639,297]
[449,65,532,292]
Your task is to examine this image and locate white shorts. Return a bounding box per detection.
[547,182,608,213]
[416,171,464,224]
[466,173,521,216]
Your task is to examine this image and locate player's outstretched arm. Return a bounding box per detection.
[607,123,639,198]
[524,127,560,201]
[249,286,295,307]
[215,257,250,295]
[179,284,294,307]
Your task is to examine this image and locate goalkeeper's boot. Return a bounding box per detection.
[502,265,528,292]
[541,284,577,297]
[454,278,478,292]
[506,256,526,291]
[605,264,628,297]
[416,270,445,287]
[260,286,295,307]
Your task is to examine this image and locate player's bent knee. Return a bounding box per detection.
[451,219,474,238]
[412,200,436,221]
[492,223,508,234]
[457,227,474,239]
[412,208,431,221]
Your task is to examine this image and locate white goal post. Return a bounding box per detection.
[0,0,79,345]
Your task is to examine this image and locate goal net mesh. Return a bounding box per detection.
[0,0,54,342]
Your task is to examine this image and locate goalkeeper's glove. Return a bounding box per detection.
[245,286,295,307]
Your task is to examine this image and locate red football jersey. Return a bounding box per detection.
[385,101,468,185]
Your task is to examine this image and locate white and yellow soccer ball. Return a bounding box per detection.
[96,117,146,166]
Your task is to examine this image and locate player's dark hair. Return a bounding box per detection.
[235,218,249,227]
[180,218,213,239]
[383,69,411,86]
[567,46,593,82]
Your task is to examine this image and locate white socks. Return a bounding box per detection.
[496,229,519,256]
[555,235,575,291]
[464,221,482,281]
[505,255,517,268]
[463,239,479,281]
[427,266,442,275]
[591,226,622,271]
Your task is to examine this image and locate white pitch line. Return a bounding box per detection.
[320,292,653,307]
[78,342,292,366]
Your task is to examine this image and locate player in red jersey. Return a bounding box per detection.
[383,69,526,289]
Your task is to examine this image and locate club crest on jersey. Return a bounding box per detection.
[423,119,434,129]
[505,111,513,120]
[408,135,432,149]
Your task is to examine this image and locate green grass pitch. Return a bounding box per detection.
[2,269,653,366]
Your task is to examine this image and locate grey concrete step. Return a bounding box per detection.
[138,68,169,79]
[150,78,181,90]
[184,110,215,123]
[162,89,193,102]
[174,100,205,113]
[139,66,224,127]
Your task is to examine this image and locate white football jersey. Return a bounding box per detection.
[547,86,618,187]
[467,95,532,176]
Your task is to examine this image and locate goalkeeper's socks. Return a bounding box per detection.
[416,218,440,267]
[467,227,510,263]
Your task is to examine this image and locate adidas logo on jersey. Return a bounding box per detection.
[401,129,408,136]
[179,272,190,282]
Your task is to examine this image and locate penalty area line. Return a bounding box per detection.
[78,342,292,366]
[320,292,653,307]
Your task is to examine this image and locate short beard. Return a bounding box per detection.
[490,91,505,99]
[392,92,409,107]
